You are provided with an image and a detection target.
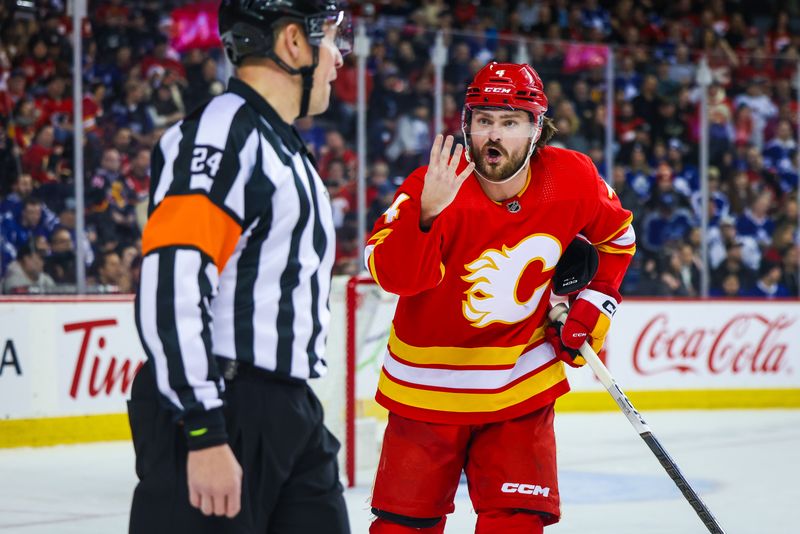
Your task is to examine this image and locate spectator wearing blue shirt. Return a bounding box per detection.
[736,191,775,247]
[581,0,611,35]
[667,138,700,196]
[0,197,54,270]
[746,261,791,298]
[296,116,327,160]
[690,167,730,227]
[109,80,153,145]
[763,119,797,183]
[710,272,747,298]
[641,192,694,254]
[625,145,654,201]
[0,174,59,232]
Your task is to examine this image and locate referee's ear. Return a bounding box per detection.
[274,21,309,68]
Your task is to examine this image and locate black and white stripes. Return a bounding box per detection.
[136,78,336,421]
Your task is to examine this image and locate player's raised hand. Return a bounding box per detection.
[420,134,475,227]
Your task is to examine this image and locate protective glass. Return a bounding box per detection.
[307,10,353,56]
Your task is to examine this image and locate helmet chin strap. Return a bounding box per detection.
[267,46,319,119]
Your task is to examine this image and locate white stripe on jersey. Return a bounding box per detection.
[211,217,259,358]
[289,152,319,379]
[195,93,246,149]
[610,225,636,247]
[173,249,222,411]
[225,130,260,220]
[307,158,336,375]
[153,125,183,205]
[251,137,299,371]
[383,342,558,391]
[139,255,183,408]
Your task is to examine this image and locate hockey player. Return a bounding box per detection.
[364,62,636,533]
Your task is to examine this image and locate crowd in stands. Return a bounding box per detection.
[0,0,798,298]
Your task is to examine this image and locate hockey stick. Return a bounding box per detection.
[549,303,727,534]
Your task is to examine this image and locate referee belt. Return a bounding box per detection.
[215,356,305,386]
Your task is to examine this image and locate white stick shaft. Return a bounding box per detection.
[547,303,726,534]
[549,305,649,431]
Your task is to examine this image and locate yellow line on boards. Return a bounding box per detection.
[555,389,800,412]
[3,389,799,448]
[0,414,131,448]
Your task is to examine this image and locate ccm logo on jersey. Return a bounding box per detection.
[500,482,550,497]
[484,87,512,94]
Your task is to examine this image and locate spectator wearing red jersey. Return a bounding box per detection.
[18,39,55,87]
[95,0,130,27]
[767,11,792,56]
[699,28,738,87]
[615,100,645,163]
[332,54,373,135]
[140,35,186,81]
[326,175,350,231]
[34,77,70,132]
[22,125,63,185]
[319,130,357,179]
[733,104,755,147]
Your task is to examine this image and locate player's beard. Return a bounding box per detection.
[472,140,530,183]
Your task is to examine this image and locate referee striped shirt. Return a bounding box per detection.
[136,78,336,448]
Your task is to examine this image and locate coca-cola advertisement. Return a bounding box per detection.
[566,300,800,391]
[2,297,799,421]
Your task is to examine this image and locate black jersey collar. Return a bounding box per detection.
[226,77,304,153]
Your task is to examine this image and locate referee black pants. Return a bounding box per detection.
[127,361,350,534]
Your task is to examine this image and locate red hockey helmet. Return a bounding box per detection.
[463,62,548,116]
[462,62,549,183]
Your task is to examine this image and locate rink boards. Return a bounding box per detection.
[0,287,799,448]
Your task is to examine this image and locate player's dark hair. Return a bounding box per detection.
[537,116,558,149]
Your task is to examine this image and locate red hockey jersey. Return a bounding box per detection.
[365,146,635,424]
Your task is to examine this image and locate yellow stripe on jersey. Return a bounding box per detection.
[377,360,566,412]
[142,194,242,271]
[366,228,393,288]
[596,243,636,255]
[594,214,634,246]
[388,325,546,367]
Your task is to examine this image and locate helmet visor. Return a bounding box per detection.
[466,107,539,139]
[307,10,353,56]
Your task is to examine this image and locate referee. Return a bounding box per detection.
[127,1,352,533]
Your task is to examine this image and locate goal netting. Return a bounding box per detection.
[310,274,396,487]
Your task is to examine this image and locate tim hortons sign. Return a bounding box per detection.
[63,318,144,399]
